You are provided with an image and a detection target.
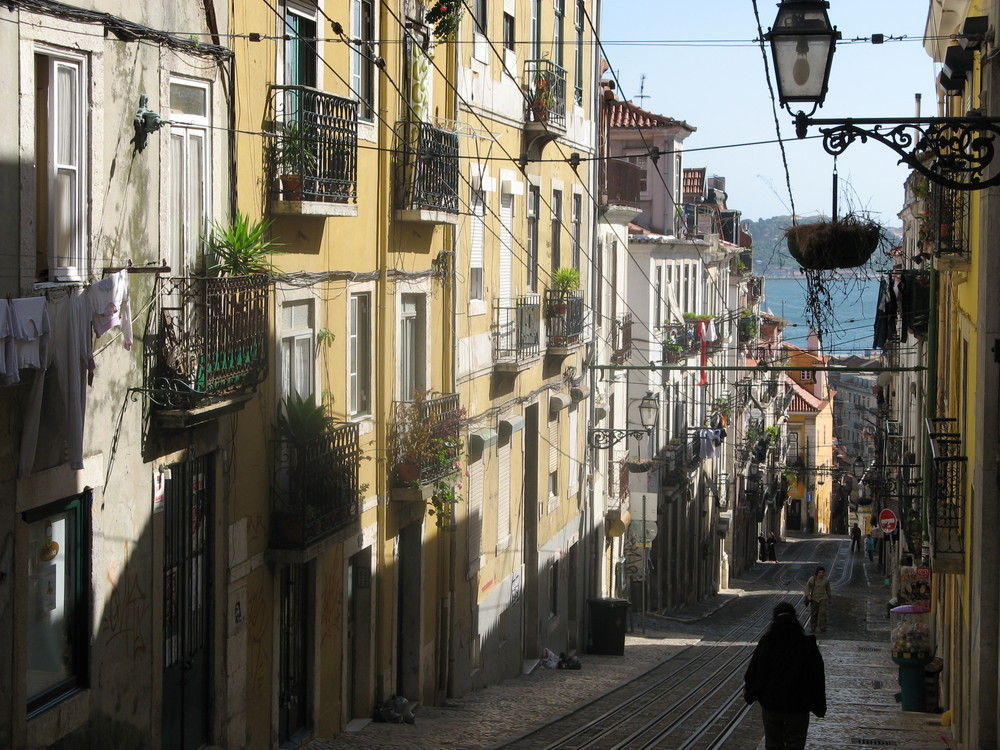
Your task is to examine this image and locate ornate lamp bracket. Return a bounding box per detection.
[588,428,650,450]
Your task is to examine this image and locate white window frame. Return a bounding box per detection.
[167,77,211,278]
[398,290,428,401]
[470,189,485,303]
[348,290,372,417]
[37,49,88,282]
[350,0,376,120]
[280,298,316,403]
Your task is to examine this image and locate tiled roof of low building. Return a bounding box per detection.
[607,98,695,132]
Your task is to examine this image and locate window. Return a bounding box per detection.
[473,0,487,34]
[284,2,317,119]
[800,370,814,382]
[571,193,582,269]
[787,431,800,460]
[168,79,210,277]
[351,0,375,119]
[281,300,314,401]
[548,412,559,504]
[468,456,484,566]
[399,294,426,400]
[553,0,565,66]
[527,185,540,291]
[654,265,662,328]
[626,155,648,194]
[568,407,579,493]
[530,0,542,60]
[503,12,515,52]
[574,0,585,105]
[551,189,563,271]
[497,439,511,552]
[25,491,91,715]
[470,189,485,302]
[35,51,88,282]
[348,292,371,416]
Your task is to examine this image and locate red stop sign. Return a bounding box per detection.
[878,509,898,534]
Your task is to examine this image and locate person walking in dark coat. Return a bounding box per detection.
[850,523,862,552]
[759,533,768,561]
[767,532,777,562]
[744,601,827,750]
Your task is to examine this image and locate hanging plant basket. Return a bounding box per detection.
[625,459,655,473]
[784,215,883,270]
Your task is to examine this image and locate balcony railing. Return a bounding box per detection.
[494,295,541,362]
[394,120,460,214]
[925,179,969,259]
[146,275,269,409]
[392,393,462,485]
[271,85,358,204]
[544,289,584,347]
[611,313,633,365]
[603,159,643,207]
[524,59,567,130]
[927,417,966,561]
[271,422,360,550]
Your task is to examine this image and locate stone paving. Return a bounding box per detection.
[301,538,957,750]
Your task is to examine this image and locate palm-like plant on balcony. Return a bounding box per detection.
[207,211,283,275]
[547,267,580,316]
[277,392,333,447]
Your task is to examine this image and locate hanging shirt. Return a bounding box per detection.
[10,296,50,372]
[89,269,133,350]
[0,298,15,382]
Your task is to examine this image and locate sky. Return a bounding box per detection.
[598,1,941,224]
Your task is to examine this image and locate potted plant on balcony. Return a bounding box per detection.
[547,266,580,315]
[207,211,283,276]
[277,392,333,447]
[530,74,555,123]
[273,121,317,201]
[662,340,684,364]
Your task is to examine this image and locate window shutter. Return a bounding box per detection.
[497,441,511,550]
[568,407,578,492]
[549,414,559,474]
[468,457,484,565]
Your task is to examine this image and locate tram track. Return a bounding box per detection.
[494,536,847,750]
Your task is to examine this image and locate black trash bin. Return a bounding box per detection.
[587,597,629,655]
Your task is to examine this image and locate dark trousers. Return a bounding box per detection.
[761,707,810,750]
[851,537,860,551]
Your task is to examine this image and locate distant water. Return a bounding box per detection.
[761,275,880,356]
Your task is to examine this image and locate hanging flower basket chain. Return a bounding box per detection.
[783,214,885,271]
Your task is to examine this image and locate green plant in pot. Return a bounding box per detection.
[273,121,317,201]
[207,211,283,275]
[277,392,333,447]
[662,340,684,363]
[548,266,580,315]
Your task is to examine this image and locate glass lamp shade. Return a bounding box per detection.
[638,391,658,430]
[765,0,840,106]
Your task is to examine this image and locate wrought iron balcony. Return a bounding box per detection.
[391,393,463,487]
[494,295,541,367]
[602,159,643,207]
[611,313,633,365]
[270,85,358,210]
[144,275,269,413]
[927,417,966,564]
[524,59,567,130]
[544,289,584,348]
[923,179,969,261]
[271,422,360,550]
[394,120,460,218]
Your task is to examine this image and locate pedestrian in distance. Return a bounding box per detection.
[850,523,862,553]
[865,534,875,562]
[743,601,827,750]
[767,532,777,562]
[804,566,832,634]
[759,533,768,562]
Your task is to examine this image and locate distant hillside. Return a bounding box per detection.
[744,216,903,277]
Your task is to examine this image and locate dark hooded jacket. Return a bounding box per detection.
[744,628,827,717]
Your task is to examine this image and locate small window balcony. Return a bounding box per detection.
[602,159,643,208]
[271,421,361,551]
[269,85,358,217]
[544,289,584,351]
[927,417,966,569]
[145,275,269,426]
[494,295,542,372]
[394,120,460,223]
[611,313,633,365]
[524,59,567,131]
[390,392,463,501]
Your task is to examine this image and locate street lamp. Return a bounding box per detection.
[765,0,1000,190]
[587,390,659,449]
[852,456,866,481]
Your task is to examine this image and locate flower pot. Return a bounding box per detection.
[395,463,421,485]
[625,460,654,473]
[784,217,881,270]
[280,174,303,201]
[531,101,549,123]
